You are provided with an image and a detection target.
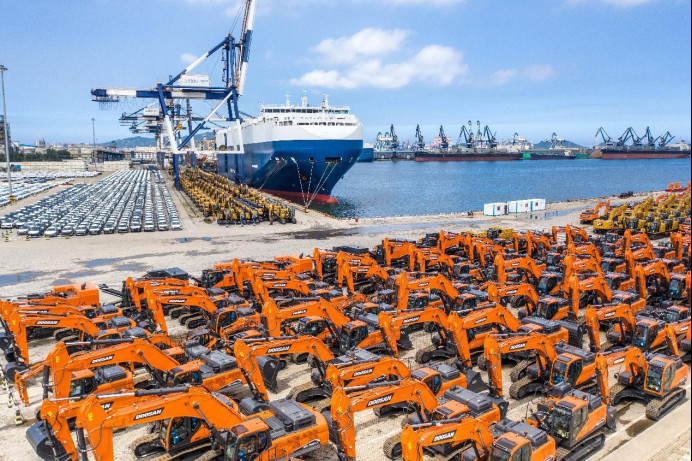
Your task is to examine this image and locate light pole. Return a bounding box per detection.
[91,118,96,146]
[1,65,11,200]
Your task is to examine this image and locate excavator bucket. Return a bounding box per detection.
[257,356,282,393]
[462,368,488,394]
[26,420,67,461]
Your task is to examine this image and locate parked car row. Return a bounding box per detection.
[1,179,73,207]
[0,169,182,237]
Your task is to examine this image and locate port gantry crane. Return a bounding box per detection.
[414,125,425,151]
[438,126,449,149]
[90,0,256,188]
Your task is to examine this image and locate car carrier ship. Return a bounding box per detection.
[215,94,363,205]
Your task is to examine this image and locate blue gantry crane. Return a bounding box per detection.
[91,0,256,188]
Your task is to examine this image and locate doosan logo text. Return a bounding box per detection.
[267,346,291,354]
[352,368,374,377]
[510,342,526,350]
[134,408,164,420]
[432,430,456,443]
[91,355,115,364]
[367,394,393,407]
[35,320,60,325]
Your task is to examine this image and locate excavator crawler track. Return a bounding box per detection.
[382,434,402,460]
[129,433,159,452]
[168,306,186,319]
[509,359,533,382]
[509,376,540,400]
[556,433,605,461]
[646,387,686,420]
[415,345,437,364]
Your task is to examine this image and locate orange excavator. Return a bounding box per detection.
[597,346,688,420]
[535,274,645,322]
[414,303,533,367]
[493,254,545,285]
[337,261,390,295]
[580,200,611,224]
[252,278,339,305]
[1,310,143,369]
[147,292,258,334]
[584,303,643,352]
[524,369,616,460]
[233,335,336,401]
[395,273,478,313]
[486,282,539,311]
[379,238,419,268]
[483,333,626,399]
[386,386,510,460]
[398,415,557,461]
[632,317,690,354]
[261,297,351,337]
[73,386,329,461]
[28,388,162,460]
[329,378,441,461]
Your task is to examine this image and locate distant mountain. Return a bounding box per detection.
[102,133,213,149]
[534,140,583,149]
[100,136,156,148]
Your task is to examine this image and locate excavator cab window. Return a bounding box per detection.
[634,324,657,350]
[224,429,269,461]
[551,361,568,384]
[537,301,558,320]
[423,373,442,395]
[68,377,95,398]
[552,406,573,442]
[509,443,531,461]
[668,278,683,299]
[301,319,327,337]
[165,417,200,448]
[215,311,239,330]
[202,270,224,288]
[537,276,558,295]
[645,364,666,394]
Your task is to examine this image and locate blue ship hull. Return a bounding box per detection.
[358,147,374,162]
[217,139,362,204]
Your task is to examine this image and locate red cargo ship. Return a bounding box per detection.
[415,151,522,162]
[600,148,691,159]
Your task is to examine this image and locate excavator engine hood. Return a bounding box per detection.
[27,420,68,461]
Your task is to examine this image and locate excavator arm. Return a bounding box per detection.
[331,378,439,461]
[234,336,335,401]
[75,387,245,461]
[378,308,449,357]
[400,416,495,461]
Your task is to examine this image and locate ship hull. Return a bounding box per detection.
[526,153,577,160]
[415,152,522,162]
[358,147,374,162]
[218,139,362,205]
[600,149,691,159]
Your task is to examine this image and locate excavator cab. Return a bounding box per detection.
[550,355,583,386]
[338,321,370,354]
[142,416,207,458]
[633,319,662,351]
[668,275,688,301]
[537,273,561,296]
[535,297,570,321]
[68,365,130,399]
[219,420,271,461]
[664,306,689,324]
[605,273,631,291]
[411,368,443,395]
[293,317,331,338]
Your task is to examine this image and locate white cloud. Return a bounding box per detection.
[490,69,518,86]
[486,65,556,86]
[312,28,410,64]
[525,64,555,82]
[566,0,658,7]
[180,53,198,65]
[291,44,468,89]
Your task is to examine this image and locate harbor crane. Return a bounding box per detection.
[389,124,400,150]
[616,127,643,147]
[595,127,614,148]
[483,124,498,148]
[90,0,256,188]
[414,125,425,150]
[456,123,474,148]
[438,125,449,149]
[642,127,656,148]
[656,131,675,147]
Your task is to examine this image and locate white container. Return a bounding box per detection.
[507,200,532,213]
[529,198,546,211]
[484,202,508,216]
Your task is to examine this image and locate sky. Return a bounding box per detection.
[1,0,690,147]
